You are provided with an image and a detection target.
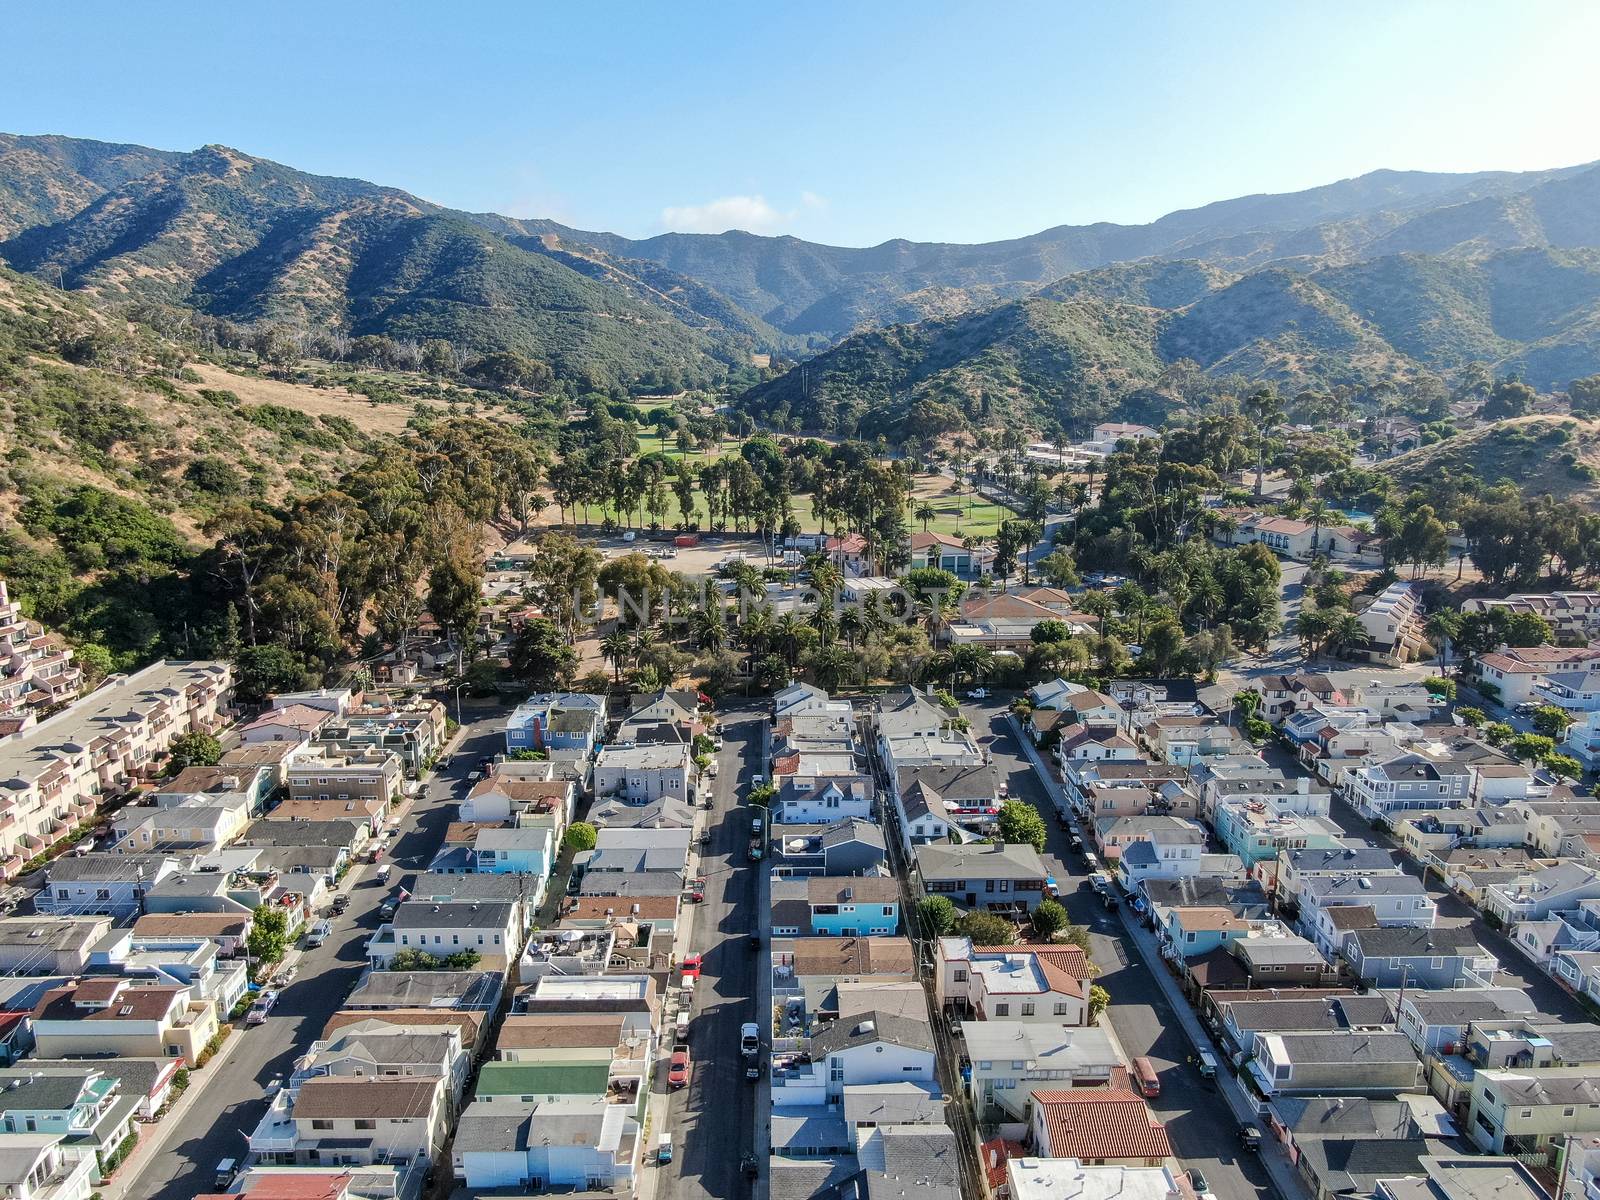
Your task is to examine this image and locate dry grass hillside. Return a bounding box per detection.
[1380,414,1600,502]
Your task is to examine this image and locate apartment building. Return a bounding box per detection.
[0,660,232,878]
[1462,591,1600,642]
[284,746,403,806]
[1345,755,1473,823]
[0,578,80,721]
[1355,581,1428,666]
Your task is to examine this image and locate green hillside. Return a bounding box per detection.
[1379,416,1600,502]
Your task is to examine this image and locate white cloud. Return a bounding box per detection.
[659,192,824,235]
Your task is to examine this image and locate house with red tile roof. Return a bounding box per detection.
[1029,1088,1174,1165]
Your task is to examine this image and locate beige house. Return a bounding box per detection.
[30,979,217,1062]
[936,937,1090,1025]
[250,1075,450,1166]
[1467,1066,1600,1155]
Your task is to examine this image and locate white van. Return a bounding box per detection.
[304,920,332,948]
[676,1011,690,1041]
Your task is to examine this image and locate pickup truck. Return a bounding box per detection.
[304,920,332,948]
[740,1021,761,1057]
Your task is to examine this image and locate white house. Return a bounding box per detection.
[590,743,691,805]
[773,776,874,825]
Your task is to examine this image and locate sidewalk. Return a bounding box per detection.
[98,1018,252,1200]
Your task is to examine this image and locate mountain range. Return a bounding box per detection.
[5,133,1600,428]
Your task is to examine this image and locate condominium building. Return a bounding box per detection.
[0,660,233,879]
[0,578,80,724]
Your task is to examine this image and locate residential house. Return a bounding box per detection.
[1277,846,1404,911]
[1248,674,1344,724]
[1339,926,1497,989]
[1005,1158,1187,1200]
[366,901,520,969]
[1247,1031,1423,1096]
[1157,906,1255,962]
[0,1134,96,1200]
[774,776,874,825]
[1214,801,1346,871]
[1216,993,1393,1062]
[240,703,332,746]
[130,912,251,957]
[874,689,984,779]
[1469,645,1600,709]
[249,1075,449,1167]
[964,1023,1118,1129]
[1482,863,1600,926]
[913,842,1048,913]
[0,917,112,975]
[38,853,180,919]
[29,979,217,1062]
[770,1011,936,1106]
[773,682,851,722]
[1300,874,1437,957]
[805,876,900,936]
[0,1065,137,1181]
[460,771,574,827]
[504,693,607,756]
[1028,1090,1173,1167]
[935,937,1090,1026]
[153,763,274,815]
[893,764,1001,850]
[1391,990,1537,1058]
[1230,932,1343,990]
[283,747,402,808]
[1465,1067,1600,1155]
[450,1095,637,1192]
[771,818,887,878]
[590,743,691,805]
[1094,814,1205,864]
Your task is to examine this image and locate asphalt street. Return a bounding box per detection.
[966,699,1278,1200]
[123,709,507,1200]
[657,709,764,1200]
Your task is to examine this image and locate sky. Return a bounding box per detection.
[5,1,1600,247]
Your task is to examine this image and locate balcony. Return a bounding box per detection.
[248,1093,300,1155]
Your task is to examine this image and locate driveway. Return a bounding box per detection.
[657,708,764,1200]
[967,699,1279,1200]
[122,709,508,1200]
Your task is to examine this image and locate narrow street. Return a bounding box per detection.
[123,709,508,1200]
[656,708,763,1200]
[965,699,1279,1200]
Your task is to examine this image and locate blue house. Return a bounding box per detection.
[807,875,900,936]
[472,827,554,906]
[1157,904,1253,959]
[506,693,607,754]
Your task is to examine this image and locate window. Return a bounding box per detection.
[1054,1002,1070,1016]
[994,1003,1009,1016]
[312,1119,334,1130]
[953,969,967,983]
[1022,1002,1035,1016]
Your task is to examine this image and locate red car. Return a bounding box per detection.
[681,954,702,979]
[668,1047,691,1089]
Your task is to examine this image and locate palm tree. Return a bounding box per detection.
[915,503,937,532]
[839,607,865,651]
[1305,499,1331,554]
[1425,611,1461,671]
[600,631,632,682]
[1327,612,1366,660]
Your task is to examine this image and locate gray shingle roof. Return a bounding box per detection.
[808,1010,935,1059]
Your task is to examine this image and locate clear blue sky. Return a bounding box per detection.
[6,1,1598,247]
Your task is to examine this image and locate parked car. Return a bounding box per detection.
[331,894,350,914]
[681,953,702,979]
[740,1022,761,1057]
[742,1155,759,1180]
[668,1046,690,1089]
[750,774,765,787]
[1239,1124,1262,1151]
[1187,1168,1210,1196]
[747,837,764,862]
[304,920,332,948]
[246,991,278,1025]
[215,1159,238,1189]
[967,687,989,699]
[686,877,706,903]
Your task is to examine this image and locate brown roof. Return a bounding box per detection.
[1325,904,1379,931]
[471,778,572,803]
[567,895,680,922]
[245,704,332,732]
[1170,906,1251,932]
[322,1009,482,1047]
[445,821,502,844]
[806,876,901,905]
[133,912,250,938]
[271,797,384,821]
[789,936,915,978]
[496,1013,624,1050]
[293,1076,439,1119]
[33,983,183,1023]
[1032,1089,1172,1161]
[218,741,301,767]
